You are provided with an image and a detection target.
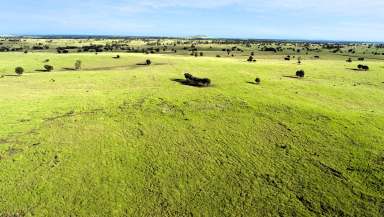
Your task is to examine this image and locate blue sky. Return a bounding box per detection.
[1,0,383,41]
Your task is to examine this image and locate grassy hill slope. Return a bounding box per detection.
[0,53,383,216]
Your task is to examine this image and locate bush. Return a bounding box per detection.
[358,64,369,71]
[44,65,54,72]
[184,73,211,87]
[296,70,305,78]
[358,57,365,61]
[255,77,261,84]
[75,60,82,70]
[346,58,352,62]
[146,59,152,65]
[247,56,254,62]
[15,67,24,75]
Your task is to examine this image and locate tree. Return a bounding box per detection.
[75,60,82,70]
[146,59,152,65]
[44,65,54,72]
[15,67,24,75]
[255,77,261,84]
[296,70,305,78]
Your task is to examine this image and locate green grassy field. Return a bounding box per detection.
[0,50,384,216]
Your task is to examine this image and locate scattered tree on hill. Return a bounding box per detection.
[357,64,369,71]
[15,67,24,75]
[346,58,352,63]
[255,77,261,84]
[296,70,305,78]
[146,59,152,65]
[44,65,54,72]
[184,73,211,87]
[44,65,53,72]
[75,60,82,70]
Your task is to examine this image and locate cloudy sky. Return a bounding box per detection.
[1,0,383,41]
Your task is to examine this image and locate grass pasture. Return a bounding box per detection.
[0,49,384,216]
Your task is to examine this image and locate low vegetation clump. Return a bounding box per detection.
[247,56,255,62]
[255,77,261,84]
[15,66,24,75]
[358,64,369,71]
[44,65,54,72]
[146,59,152,65]
[184,73,211,87]
[75,60,82,70]
[296,70,305,78]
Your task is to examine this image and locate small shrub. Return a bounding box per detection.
[15,67,24,75]
[255,77,261,84]
[75,60,82,70]
[346,58,352,62]
[44,65,54,72]
[184,73,211,87]
[247,56,254,62]
[296,70,305,78]
[358,64,369,71]
[146,59,152,65]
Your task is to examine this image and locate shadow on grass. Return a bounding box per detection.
[62,67,76,71]
[346,68,367,72]
[283,75,300,79]
[35,69,50,72]
[2,74,20,77]
[247,81,260,85]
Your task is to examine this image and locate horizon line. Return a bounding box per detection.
[1,34,383,44]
